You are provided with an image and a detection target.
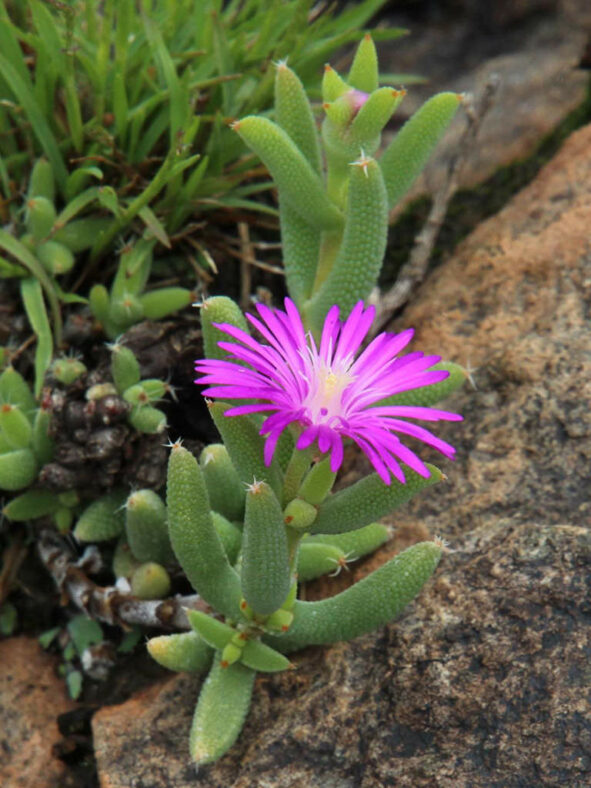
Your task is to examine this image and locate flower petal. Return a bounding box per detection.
[194,299,461,486]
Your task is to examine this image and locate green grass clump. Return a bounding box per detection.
[0,1,405,243]
[0,0,405,365]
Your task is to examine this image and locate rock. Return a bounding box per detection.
[0,637,75,788]
[381,0,591,205]
[93,676,199,788]
[93,125,591,785]
[366,521,591,788]
[389,122,591,539]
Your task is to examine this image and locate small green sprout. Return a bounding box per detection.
[109,342,168,435]
[0,366,54,497]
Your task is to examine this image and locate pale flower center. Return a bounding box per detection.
[303,359,355,425]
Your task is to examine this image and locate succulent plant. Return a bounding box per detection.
[88,240,197,340]
[0,368,49,484]
[137,34,468,765]
[108,341,170,435]
[232,34,461,336]
[64,342,176,576]
[149,376,461,764]
[148,299,465,765]
[0,23,469,771]
[39,613,140,699]
[3,342,177,541]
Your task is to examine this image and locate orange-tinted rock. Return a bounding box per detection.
[93,675,199,788]
[393,123,591,362]
[389,124,591,541]
[0,637,75,788]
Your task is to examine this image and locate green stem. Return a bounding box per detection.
[285,525,302,572]
[310,229,342,298]
[84,0,98,47]
[282,445,314,506]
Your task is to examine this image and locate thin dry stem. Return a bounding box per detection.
[38,531,201,631]
[238,222,254,311]
[373,75,500,333]
[218,236,285,276]
[0,536,28,606]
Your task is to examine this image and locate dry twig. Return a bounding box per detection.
[0,536,27,606]
[238,222,254,310]
[38,531,202,631]
[218,234,285,276]
[372,75,501,333]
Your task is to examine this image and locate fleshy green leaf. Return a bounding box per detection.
[311,465,443,535]
[241,480,290,616]
[139,287,194,320]
[305,522,390,560]
[199,443,245,522]
[240,639,291,673]
[167,444,242,619]
[0,448,38,491]
[130,562,171,599]
[233,116,343,231]
[73,490,127,542]
[3,489,58,521]
[200,297,249,363]
[125,489,174,565]
[269,541,442,652]
[0,367,36,417]
[274,62,321,173]
[187,609,235,651]
[380,92,462,211]
[347,34,379,93]
[111,345,141,395]
[67,614,103,655]
[279,201,321,309]
[147,631,213,674]
[305,156,388,333]
[189,655,255,765]
[296,542,345,582]
[208,401,283,498]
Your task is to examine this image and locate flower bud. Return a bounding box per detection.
[283,497,317,531]
[131,562,171,599]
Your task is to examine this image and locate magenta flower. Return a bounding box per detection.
[195,299,462,485]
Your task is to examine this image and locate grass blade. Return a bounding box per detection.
[89,152,199,261]
[55,187,101,226]
[0,4,34,87]
[142,12,188,146]
[0,230,62,346]
[20,278,53,398]
[138,206,171,248]
[0,53,67,191]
